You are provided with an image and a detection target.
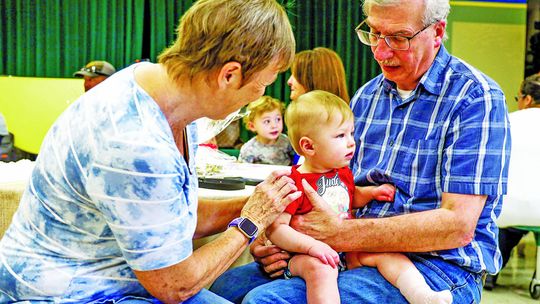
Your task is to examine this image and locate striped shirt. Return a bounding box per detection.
[350,46,511,274]
[0,63,198,302]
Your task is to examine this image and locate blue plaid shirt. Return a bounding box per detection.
[350,46,511,274]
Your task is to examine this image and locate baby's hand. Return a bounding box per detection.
[373,184,395,202]
[307,241,340,268]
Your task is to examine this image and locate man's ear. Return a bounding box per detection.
[434,20,446,48]
[218,62,243,89]
[299,136,315,156]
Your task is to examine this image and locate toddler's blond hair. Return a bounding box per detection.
[285,90,353,154]
[243,96,285,127]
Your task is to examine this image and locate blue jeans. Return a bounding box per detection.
[96,289,231,304]
[210,255,483,303]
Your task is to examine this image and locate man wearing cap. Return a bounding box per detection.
[73,60,116,92]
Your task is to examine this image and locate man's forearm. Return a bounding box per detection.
[292,189,486,253]
[332,208,469,252]
[195,196,248,239]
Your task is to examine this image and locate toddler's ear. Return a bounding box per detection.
[246,121,256,132]
[299,137,315,156]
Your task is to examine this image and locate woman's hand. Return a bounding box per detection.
[240,170,301,231]
[249,235,291,278]
[290,179,343,247]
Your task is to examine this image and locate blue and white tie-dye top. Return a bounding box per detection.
[0,63,199,302]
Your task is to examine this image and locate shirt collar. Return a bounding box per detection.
[418,45,451,96]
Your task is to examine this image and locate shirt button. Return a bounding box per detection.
[389,139,394,147]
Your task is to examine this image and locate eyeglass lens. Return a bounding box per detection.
[357,31,410,50]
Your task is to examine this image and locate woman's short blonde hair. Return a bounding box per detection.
[243,96,285,125]
[285,90,353,154]
[291,47,350,103]
[159,0,295,83]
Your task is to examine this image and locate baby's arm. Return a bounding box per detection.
[266,213,340,267]
[352,184,395,208]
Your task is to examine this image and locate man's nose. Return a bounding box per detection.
[372,40,394,62]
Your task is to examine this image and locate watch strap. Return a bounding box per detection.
[228,217,258,244]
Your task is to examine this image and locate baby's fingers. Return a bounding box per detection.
[327,254,337,268]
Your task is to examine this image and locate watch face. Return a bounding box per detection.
[239,218,258,237]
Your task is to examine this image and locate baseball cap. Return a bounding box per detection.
[73,61,116,78]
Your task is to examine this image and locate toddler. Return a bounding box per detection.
[266,90,452,304]
[238,96,294,165]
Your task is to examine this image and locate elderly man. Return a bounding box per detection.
[211,0,511,303]
[73,60,116,91]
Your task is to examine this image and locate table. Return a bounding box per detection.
[0,160,34,237]
[198,185,255,200]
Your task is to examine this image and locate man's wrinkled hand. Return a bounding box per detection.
[250,236,291,278]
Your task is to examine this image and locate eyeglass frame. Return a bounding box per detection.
[355,20,437,51]
[514,93,526,102]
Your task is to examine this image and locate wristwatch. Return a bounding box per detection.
[228,217,259,244]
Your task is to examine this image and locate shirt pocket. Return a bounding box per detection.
[396,139,441,199]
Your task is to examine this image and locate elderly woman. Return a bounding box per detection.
[0,0,297,303]
[287,47,350,103]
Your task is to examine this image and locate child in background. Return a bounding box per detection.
[238,96,294,165]
[266,90,452,304]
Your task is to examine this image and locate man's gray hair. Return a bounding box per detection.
[362,0,450,35]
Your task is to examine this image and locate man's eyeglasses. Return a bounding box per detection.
[355,20,436,51]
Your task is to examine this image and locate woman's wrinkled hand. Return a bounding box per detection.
[240,169,301,231]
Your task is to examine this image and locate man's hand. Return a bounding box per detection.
[250,235,291,278]
[307,240,340,268]
[290,179,342,247]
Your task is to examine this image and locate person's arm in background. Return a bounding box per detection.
[135,170,301,303]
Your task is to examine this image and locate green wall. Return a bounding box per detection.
[0,76,83,154]
[447,1,527,113]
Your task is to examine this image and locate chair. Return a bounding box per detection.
[514,226,540,299]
